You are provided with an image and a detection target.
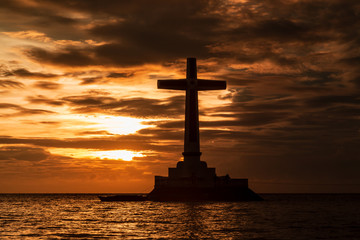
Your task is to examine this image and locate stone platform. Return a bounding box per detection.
[148,160,262,201]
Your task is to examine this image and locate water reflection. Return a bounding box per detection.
[0,195,262,239]
[0,194,358,239]
[0,195,253,239]
[179,203,208,239]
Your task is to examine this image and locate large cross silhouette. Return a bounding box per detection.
[158,58,226,165]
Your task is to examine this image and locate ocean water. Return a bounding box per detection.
[0,194,359,239]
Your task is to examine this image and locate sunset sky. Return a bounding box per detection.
[0,0,359,193]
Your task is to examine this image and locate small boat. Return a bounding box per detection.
[98,194,148,202]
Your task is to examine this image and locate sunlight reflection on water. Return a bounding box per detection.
[0,194,359,239]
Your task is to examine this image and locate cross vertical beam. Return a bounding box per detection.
[183,58,201,163]
[157,58,226,166]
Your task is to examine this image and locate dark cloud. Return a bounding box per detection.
[39,121,61,125]
[65,72,135,85]
[77,130,114,136]
[296,70,340,86]
[85,89,111,96]
[26,40,208,67]
[22,0,224,67]
[150,118,282,130]
[27,95,64,106]
[25,47,95,67]
[229,19,314,44]
[222,112,289,127]
[5,0,358,71]
[0,103,54,116]
[102,96,185,118]
[62,95,116,106]
[79,72,134,85]
[153,112,289,129]
[80,77,103,85]
[38,0,220,16]
[0,146,49,161]
[0,135,179,153]
[1,67,57,88]
[305,94,360,108]
[0,79,24,88]
[25,93,185,118]
[33,81,62,90]
[9,68,57,78]
[60,95,184,118]
[218,88,255,102]
[107,72,134,78]
[0,0,78,32]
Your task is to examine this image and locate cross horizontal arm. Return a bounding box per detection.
[158,79,187,90]
[197,79,226,91]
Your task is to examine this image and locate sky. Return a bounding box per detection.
[0,0,359,193]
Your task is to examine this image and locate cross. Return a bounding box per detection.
[158,58,226,165]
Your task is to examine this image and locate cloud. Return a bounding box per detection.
[305,94,360,108]
[2,0,357,70]
[106,72,134,78]
[11,68,57,78]
[77,130,114,136]
[0,135,178,153]
[27,95,64,106]
[62,95,116,106]
[219,88,255,102]
[59,95,185,118]
[1,30,52,42]
[21,0,224,67]
[26,93,186,118]
[80,77,103,85]
[0,103,54,117]
[0,146,49,161]
[0,80,24,88]
[1,67,58,82]
[33,81,62,90]
[25,47,95,67]
[0,0,78,28]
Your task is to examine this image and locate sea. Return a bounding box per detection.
[0,194,359,239]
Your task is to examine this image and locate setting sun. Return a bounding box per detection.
[91,115,147,135]
[93,150,144,161]
[66,114,155,136]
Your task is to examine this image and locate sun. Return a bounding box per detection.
[93,115,146,135]
[63,114,155,136]
[93,150,144,161]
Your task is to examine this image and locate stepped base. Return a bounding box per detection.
[147,160,262,201]
[148,173,262,201]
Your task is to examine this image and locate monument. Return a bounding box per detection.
[99,58,262,201]
[147,58,262,201]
